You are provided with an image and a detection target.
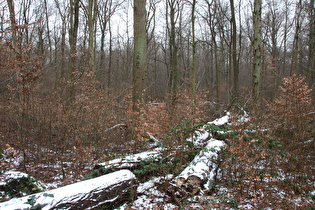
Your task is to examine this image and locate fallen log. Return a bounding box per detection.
[95,150,162,170]
[174,139,225,195]
[0,170,138,210]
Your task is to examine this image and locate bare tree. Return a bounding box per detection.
[97,0,122,89]
[54,0,69,80]
[200,0,220,100]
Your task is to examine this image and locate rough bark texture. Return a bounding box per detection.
[252,0,262,104]
[0,170,138,210]
[230,0,239,103]
[6,0,17,46]
[133,0,147,112]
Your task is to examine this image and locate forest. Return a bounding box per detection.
[0,0,314,209]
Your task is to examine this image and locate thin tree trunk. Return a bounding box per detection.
[7,0,17,46]
[252,0,262,105]
[44,0,52,62]
[230,0,239,103]
[88,0,97,72]
[291,0,302,74]
[108,19,113,90]
[66,0,80,106]
[168,0,179,108]
[191,0,197,105]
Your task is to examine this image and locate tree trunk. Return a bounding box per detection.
[6,0,17,47]
[66,0,80,106]
[43,0,52,63]
[252,0,262,105]
[0,170,138,210]
[54,0,67,80]
[191,0,197,106]
[308,0,315,86]
[108,19,113,90]
[132,0,147,139]
[291,0,302,74]
[168,0,179,108]
[230,0,239,103]
[132,0,147,112]
[88,0,97,73]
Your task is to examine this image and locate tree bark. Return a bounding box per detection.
[6,0,17,47]
[230,0,239,103]
[291,0,303,74]
[168,0,179,108]
[88,0,97,72]
[191,0,197,106]
[133,0,147,112]
[252,0,262,105]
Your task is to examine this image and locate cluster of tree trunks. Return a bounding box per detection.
[3,0,315,108]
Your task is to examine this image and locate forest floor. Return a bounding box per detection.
[0,112,315,209]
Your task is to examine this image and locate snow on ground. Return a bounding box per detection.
[0,170,29,181]
[208,112,231,126]
[1,112,314,209]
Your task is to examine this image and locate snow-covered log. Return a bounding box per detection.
[95,150,162,170]
[0,170,138,210]
[174,139,225,195]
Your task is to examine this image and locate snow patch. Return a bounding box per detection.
[209,112,231,125]
[0,170,29,180]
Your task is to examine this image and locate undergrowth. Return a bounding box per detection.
[215,73,314,209]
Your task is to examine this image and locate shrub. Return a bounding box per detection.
[267,73,313,144]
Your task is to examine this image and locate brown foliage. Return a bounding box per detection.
[267,73,313,143]
[0,39,128,181]
[218,74,314,208]
[125,89,207,143]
